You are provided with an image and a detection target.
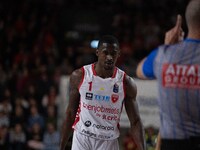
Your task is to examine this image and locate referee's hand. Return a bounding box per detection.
[164,14,184,45]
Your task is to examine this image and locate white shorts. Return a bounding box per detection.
[71,130,119,150]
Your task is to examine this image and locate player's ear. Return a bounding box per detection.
[96,49,99,56]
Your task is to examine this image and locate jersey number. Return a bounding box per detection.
[88,82,92,91]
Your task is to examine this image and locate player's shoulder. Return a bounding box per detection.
[70,67,85,88]
[70,63,94,82]
[124,74,137,90]
[70,67,84,81]
[123,74,137,98]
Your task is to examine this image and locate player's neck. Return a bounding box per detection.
[94,63,115,78]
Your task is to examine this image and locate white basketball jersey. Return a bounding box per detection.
[72,63,126,140]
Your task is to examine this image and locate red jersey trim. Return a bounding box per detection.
[112,67,117,78]
[117,73,126,131]
[122,73,126,99]
[72,103,81,129]
[92,63,97,75]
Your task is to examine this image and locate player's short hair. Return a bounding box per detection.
[97,35,119,49]
[185,0,200,28]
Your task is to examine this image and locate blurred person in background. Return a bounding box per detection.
[42,86,59,109]
[44,105,57,126]
[43,122,60,150]
[0,108,10,128]
[27,105,45,132]
[0,125,9,149]
[9,123,26,150]
[60,35,145,150]
[123,131,137,150]
[27,122,44,150]
[145,126,157,150]
[136,0,200,150]
[10,105,27,129]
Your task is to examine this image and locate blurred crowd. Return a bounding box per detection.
[0,0,187,149]
[123,126,159,150]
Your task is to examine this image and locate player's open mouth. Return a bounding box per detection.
[105,61,113,65]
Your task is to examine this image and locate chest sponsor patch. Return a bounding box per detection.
[111,94,119,103]
[86,92,93,100]
[84,120,92,127]
[113,83,119,93]
[162,64,200,88]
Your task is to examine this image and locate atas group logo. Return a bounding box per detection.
[162,63,200,89]
[84,120,92,127]
[85,92,93,100]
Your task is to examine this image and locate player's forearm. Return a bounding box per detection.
[60,112,75,150]
[130,120,146,150]
[60,119,73,150]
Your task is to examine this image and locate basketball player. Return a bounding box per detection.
[136,0,200,150]
[60,35,145,150]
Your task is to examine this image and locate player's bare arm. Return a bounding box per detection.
[60,68,83,150]
[124,75,145,150]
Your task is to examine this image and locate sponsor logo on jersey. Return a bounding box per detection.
[92,124,114,131]
[94,94,110,102]
[85,93,111,102]
[82,102,120,114]
[113,83,119,93]
[82,129,111,139]
[84,120,92,127]
[99,87,105,91]
[82,129,97,138]
[98,134,112,139]
[85,92,93,100]
[111,94,119,103]
[162,64,200,89]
